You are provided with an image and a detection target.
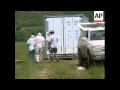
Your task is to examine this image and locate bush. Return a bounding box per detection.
[15,30,29,42]
[15,26,45,42]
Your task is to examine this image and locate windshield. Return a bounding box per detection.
[90,30,105,40]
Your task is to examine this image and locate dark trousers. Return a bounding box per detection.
[28,50,35,60]
[49,48,58,61]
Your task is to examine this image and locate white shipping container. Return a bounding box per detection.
[44,15,89,59]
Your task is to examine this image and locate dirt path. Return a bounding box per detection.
[37,68,49,79]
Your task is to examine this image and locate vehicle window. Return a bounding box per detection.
[83,31,88,38]
[79,31,84,41]
[90,30,105,40]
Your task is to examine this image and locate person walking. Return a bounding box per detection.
[48,30,59,62]
[34,32,45,63]
[27,34,36,60]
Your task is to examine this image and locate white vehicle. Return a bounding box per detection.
[77,22,105,68]
[44,15,89,59]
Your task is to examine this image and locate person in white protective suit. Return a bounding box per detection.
[34,32,45,63]
[27,35,36,60]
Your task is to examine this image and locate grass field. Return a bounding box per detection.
[15,42,105,79]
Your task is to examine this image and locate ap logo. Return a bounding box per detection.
[94,11,104,22]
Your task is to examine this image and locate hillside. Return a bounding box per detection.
[15,11,94,42]
[15,11,94,30]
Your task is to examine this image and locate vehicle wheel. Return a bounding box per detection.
[78,50,84,66]
[102,60,105,66]
[86,51,92,68]
[95,60,104,66]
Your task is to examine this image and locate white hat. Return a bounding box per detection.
[49,30,54,33]
[37,32,42,36]
[31,35,35,38]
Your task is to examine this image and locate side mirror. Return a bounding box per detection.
[81,37,88,42]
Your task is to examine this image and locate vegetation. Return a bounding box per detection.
[15,42,105,79]
[15,11,94,42]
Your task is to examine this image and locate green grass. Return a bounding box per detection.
[15,42,105,79]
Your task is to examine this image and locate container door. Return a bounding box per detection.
[45,17,54,55]
[63,17,74,54]
[53,17,63,54]
[73,17,82,54]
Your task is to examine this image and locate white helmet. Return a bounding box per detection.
[31,35,35,38]
[37,32,42,36]
[49,30,54,33]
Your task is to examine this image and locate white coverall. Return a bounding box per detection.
[28,36,36,51]
[27,35,36,60]
[34,33,45,63]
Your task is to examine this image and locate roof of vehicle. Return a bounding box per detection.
[77,22,105,31]
[84,27,104,31]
